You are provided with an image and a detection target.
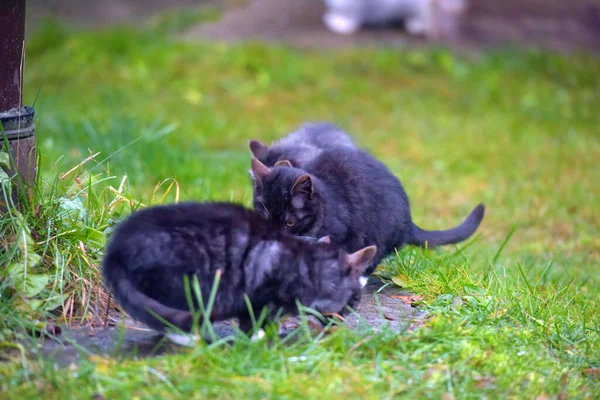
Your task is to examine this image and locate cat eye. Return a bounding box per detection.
[285,220,295,227]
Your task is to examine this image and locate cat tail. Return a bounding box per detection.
[408,204,485,248]
[102,256,194,333]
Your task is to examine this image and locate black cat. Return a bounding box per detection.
[249,122,355,168]
[250,147,484,275]
[102,202,376,339]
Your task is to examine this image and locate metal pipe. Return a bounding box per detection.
[1,0,36,211]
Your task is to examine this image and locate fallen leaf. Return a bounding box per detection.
[323,312,345,321]
[583,368,600,379]
[390,295,424,305]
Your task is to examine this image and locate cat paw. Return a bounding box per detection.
[165,332,199,347]
[323,12,361,35]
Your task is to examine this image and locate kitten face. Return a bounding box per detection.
[309,245,377,315]
[251,159,323,236]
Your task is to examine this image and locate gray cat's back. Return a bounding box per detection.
[281,122,356,150]
[264,122,356,166]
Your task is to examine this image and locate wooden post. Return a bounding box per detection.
[1,0,36,210]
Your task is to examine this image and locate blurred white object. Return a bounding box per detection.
[166,332,199,347]
[322,0,469,38]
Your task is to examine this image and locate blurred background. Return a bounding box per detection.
[27,0,600,51]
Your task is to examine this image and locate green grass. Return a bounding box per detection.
[1,15,599,399]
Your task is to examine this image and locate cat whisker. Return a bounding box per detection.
[259,201,270,218]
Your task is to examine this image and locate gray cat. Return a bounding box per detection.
[249,139,484,276]
[322,0,469,38]
[102,202,376,343]
[249,122,355,169]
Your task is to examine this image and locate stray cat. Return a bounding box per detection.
[322,0,469,38]
[102,202,376,340]
[250,147,484,276]
[249,122,355,169]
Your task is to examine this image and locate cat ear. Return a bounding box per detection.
[291,174,313,199]
[250,158,272,186]
[274,159,293,168]
[345,245,377,277]
[249,140,268,159]
[317,235,331,244]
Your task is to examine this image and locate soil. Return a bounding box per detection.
[27,0,600,53]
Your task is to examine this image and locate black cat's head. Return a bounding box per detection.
[250,157,322,236]
[308,237,377,316]
[249,140,300,168]
[249,140,269,161]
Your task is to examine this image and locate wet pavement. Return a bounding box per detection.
[39,278,426,366]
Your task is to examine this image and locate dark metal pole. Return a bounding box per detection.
[0,0,25,111]
[1,0,37,211]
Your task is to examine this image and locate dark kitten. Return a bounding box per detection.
[102,202,376,341]
[250,148,484,275]
[249,122,355,168]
